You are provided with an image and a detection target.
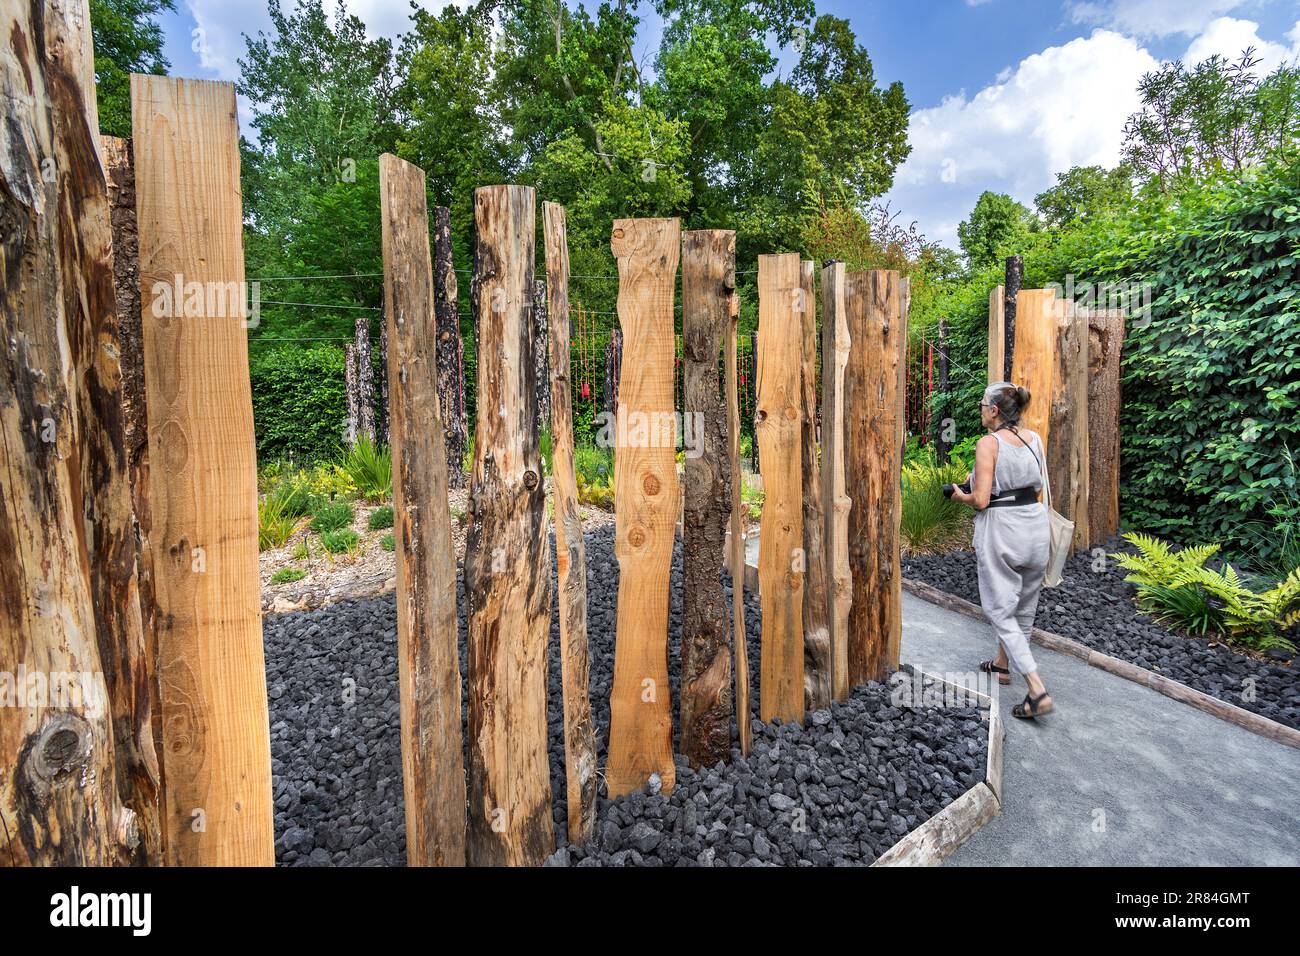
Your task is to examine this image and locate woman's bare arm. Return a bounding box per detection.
[952,434,998,510]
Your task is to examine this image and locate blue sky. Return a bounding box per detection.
[157,0,1300,248]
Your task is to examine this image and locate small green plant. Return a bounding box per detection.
[320,528,361,555]
[900,461,972,554]
[1111,532,1223,635]
[739,433,753,461]
[310,501,355,534]
[271,566,307,585]
[381,533,395,552]
[573,444,613,485]
[292,539,311,561]
[1186,564,1299,653]
[258,492,302,551]
[576,472,615,510]
[741,474,764,520]
[539,427,553,476]
[268,478,320,519]
[368,505,394,530]
[339,435,392,503]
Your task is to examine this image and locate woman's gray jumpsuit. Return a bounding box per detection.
[973,429,1050,676]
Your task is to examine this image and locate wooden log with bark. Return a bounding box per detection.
[355,314,376,444]
[680,230,735,767]
[344,343,359,446]
[543,202,597,845]
[606,218,681,798]
[756,254,805,723]
[379,154,468,866]
[799,261,832,712]
[534,278,552,428]
[433,206,467,488]
[820,262,852,703]
[465,185,555,864]
[1003,256,1023,381]
[133,74,273,865]
[1086,310,1125,544]
[843,270,905,685]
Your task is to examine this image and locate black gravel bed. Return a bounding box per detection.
[265,525,988,866]
[902,539,1300,730]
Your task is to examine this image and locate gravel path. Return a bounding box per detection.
[902,539,1299,731]
[264,525,988,866]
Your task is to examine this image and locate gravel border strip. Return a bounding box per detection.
[903,578,1300,751]
[872,667,1004,867]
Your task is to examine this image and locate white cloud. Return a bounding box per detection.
[1183,16,1300,69]
[885,30,1159,249]
[1067,0,1250,38]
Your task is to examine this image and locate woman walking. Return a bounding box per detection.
[950,382,1054,719]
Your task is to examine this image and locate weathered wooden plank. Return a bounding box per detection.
[988,284,1005,385]
[844,270,905,685]
[1050,298,1089,549]
[132,74,273,865]
[1087,310,1124,544]
[607,218,681,798]
[379,153,467,866]
[820,262,852,703]
[872,782,999,866]
[465,185,554,864]
[799,261,831,712]
[726,272,751,754]
[433,206,468,488]
[680,230,735,767]
[543,201,597,845]
[1010,289,1057,445]
[756,254,805,723]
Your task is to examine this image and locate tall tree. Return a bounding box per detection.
[1034,164,1133,228]
[957,191,1037,270]
[89,0,174,137]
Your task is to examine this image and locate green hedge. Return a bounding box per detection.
[249,344,346,464]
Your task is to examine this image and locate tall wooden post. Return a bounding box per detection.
[379,154,468,866]
[465,185,554,864]
[820,263,852,703]
[1087,310,1125,543]
[344,343,360,446]
[543,202,597,845]
[133,74,273,865]
[433,206,467,487]
[726,269,751,755]
[1003,256,1023,381]
[533,278,552,429]
[355,314,376,444]
[988,285,1005,385]
[843,270,905,685]
[680,230,735,768]
[1010,290,1056,443]
[799,261,832,712]
[935,318,951,465]
[756,254,805,723]
[606,218,681,798]
[1050,299,1090,550]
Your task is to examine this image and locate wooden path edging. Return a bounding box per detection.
[902,578,1300,751]
[872,668,1004,867]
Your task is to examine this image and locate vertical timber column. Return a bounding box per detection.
[379,154,467,866]
[726,267,751,755]
[1049,299,1090,550]
[988,285,1005,385]
[1087,310,1125,544]
[756,254,805,723]
[543,202,598,845]
[433,206,467,488]
[844,270,904,685]
[1010,290,1057,452]
[132,74,272,865]
[680,230,735,768]
[355,314,376,444]
[799,261,831,712]
[466,185,554,864]
[1003,256,1023,381]
[820,263,852,703]
[607,218,681,798]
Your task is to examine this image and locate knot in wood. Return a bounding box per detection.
[642,474,661,496]
[628,526,646,548]
[783,406,798,421]
[524,470,539,490]
[22,713,93,798]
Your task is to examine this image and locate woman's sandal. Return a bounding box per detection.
[978,660,1012,685]
[1013,691,1054,720]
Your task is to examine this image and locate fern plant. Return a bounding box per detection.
[1112,532,1222,635]
[1187,564,1300,653]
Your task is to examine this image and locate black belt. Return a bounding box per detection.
[985,486,1040,509]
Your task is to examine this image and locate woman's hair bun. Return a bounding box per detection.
[1015,385,1031,409]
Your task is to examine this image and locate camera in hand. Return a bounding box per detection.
[941,480,971,499]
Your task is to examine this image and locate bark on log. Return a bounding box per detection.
[1086,310,1125,544]
[465,185,555,864]
[606,218,681,798]
[1003,256,1023,381]
[820,263,852,703]
[604,328,623,418]
[844,270,905,685]
[378,307,390,445]
[533,278,552,428]
[799,261,831,712]
[133,74,273,865]
[345,343,359,446]
[543,202,597,845]
[1048,299,1089,550]
[756,254,805,723]
[726,274,751,755]
[355,314,376,445]
[379,154,468,866]
[680,230,735,768]
[434,206,468,488]
[0,5,155,866]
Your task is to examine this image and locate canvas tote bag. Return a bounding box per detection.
[1026,433,1073,588]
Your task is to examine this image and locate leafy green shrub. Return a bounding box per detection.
[250,344,346,464]
[900,461,973,554]
[258,493,302,551]
[271,567,307,585]
[320,529,361,555]
[576,472,615,511]
[268,478,320,519]
[368,505,394,530]
[310,502,354,534]
[292,540,310,561]
[339,436,392,503]
[381,533,395,552]
[741,474,764,520]
[573,444,613,485]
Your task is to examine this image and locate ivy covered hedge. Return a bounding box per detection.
[249,344,347,464]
